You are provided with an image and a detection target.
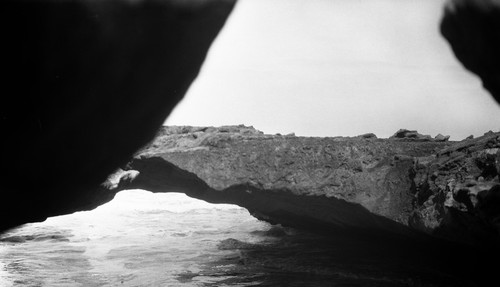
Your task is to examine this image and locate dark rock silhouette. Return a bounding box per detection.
[0,0,236,231]
[441,0,500,103]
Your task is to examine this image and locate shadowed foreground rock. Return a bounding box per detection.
[441,0,500,103]
[118,126,500,245]
[0,0,236,231]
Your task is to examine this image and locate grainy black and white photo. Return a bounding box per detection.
[1,0,500,286]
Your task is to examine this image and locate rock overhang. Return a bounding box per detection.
[1,0,500,253]
[112,125,500,246]
[0,0,236,231]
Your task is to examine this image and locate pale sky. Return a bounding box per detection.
[165,0,500,140]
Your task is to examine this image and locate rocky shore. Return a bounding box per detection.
[114,125,500,246]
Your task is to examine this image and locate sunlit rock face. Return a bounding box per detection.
[441,0,500,103]
[121,126,500,245]
[0,0,236,231]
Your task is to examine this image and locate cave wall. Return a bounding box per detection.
[0,0,236,231]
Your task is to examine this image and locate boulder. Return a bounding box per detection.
[390,129,433,141]
[435,134,451,141]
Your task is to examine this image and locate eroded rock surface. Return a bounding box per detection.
[118,126,500,245]
[411,131,500,244]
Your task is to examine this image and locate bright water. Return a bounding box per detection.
[0,190,487,286]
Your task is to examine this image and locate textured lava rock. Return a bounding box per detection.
[116,125,500,244]
[2,0,499,246]
[411,131,500,244]
[0,0,236,231]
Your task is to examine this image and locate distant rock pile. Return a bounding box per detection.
[390,129,450,142]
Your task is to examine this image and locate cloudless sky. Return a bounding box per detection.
[165,0,500,140]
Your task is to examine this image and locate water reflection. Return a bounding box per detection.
[0,190,496,287]
[176,226,474,287]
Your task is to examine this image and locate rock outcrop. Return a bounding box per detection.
[116,125,500,245]
[411,130,500,244]
[1,0,499,243]
[0,0,236,231]
[389,129,450,142]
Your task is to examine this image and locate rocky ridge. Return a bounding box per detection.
[115,125,500,245]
